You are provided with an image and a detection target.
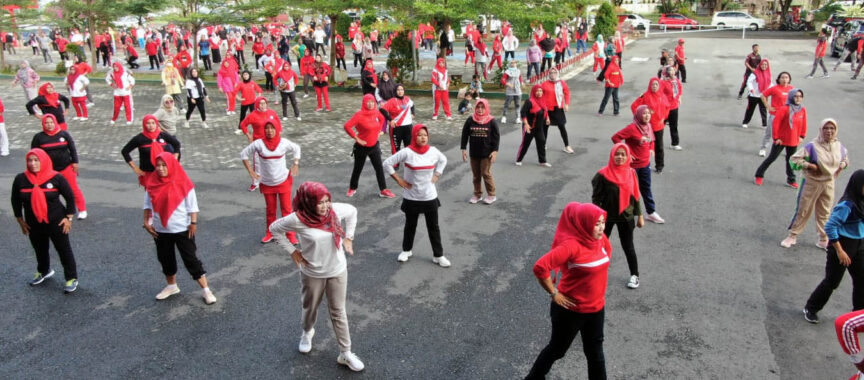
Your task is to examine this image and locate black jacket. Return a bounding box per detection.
[11,172,76,225]
[121,132,181,172]
[31,131,78,171]
[460,118,500,158]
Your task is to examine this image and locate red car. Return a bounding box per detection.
[658,13,699,29]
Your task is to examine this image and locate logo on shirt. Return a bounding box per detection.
[158,138,165,143]
[46,183,54,189]
[59,137,65,142]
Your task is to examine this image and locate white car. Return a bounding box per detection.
[711,11,766,31]
[622,14,651,30]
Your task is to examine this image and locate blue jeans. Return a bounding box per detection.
[635,166,656,214]
[576,40,587,54]
[527,62,540,78]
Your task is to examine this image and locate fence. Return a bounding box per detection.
[644,24,750,39]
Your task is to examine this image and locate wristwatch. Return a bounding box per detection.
[550,289,558,298]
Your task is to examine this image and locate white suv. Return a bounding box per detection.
[711,11,766,31]
[622,14,651,30]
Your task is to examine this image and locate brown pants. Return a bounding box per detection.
[788,178,834,241]
[470,157,496,197]
[301,270,351,352]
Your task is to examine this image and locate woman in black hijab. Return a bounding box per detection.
[804,170,864,324]
[376,70,397,104]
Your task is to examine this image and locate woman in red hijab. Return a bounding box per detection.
[343,94,395,198]
[30,114,87,219]
[360,57,377,95]
[141,152,216,305]
[597,55,623,116]
[26,83,71,131]
[631,77,669,174]
[526,202,611,380]
[11,148,79,293]
[742,59,771,128]
[275,61,301,121]
[460,98,500,204]
[517,84,551,166]
[430,58,452,120]
[268,182,365,372]
[311,53,332,112]
[592,143,645,289]
[612,105,665,224]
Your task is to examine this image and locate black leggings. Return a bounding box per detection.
[349,142,387,191]
[755,144,796,183]
[604,219,638,276]
[264,72,274,91]
[517,123,547,164]
[541,57,553,72]
[806,236,864,312]
[238,103,254,128]
[738,69,752,97]
[668,108,680,146]
[149,55,160,69]
[401,198,443,257]
[353,53,363,67]
[186,98,206,121]
[654,129,665,172]
[154,231,206,279]
[525,303,606,380]
[336,57,347,70]
[29,222,77,281]
[505,51,515,61]
[389,124,412,154]
[200,55,212,71]
[280,91,299,117]
[743,96,767,126]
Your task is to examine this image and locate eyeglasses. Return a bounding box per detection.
[165,100,174,103]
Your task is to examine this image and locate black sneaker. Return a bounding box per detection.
[64,279,78,294]
[29,270,55,286]
[803,308,819,324]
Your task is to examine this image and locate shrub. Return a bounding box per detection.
[336,13,353,38]
[55,62,67,75]
[593,2,618,40]
[386,32,415,83]
[360,11,378,34]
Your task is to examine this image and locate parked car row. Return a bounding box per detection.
[617,11,767,31]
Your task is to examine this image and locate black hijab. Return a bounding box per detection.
[841,169,864,218]
[378,71,397,101]
[241,70,252,83]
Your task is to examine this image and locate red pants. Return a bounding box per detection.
[112,95,132,122]
[264,191,297,244]
[314,86,331,110]
[60,165,87,212]
[58,122,68,131]
[593,57,605,72]
[72,96,88,118]
[433,90,451,117]
[465,51,475,64]
[491,54,502,69]
[226,90,237,111]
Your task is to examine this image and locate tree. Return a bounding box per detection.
[121,0,170,26]
[49,0,121,67]
[0,0,40,68]
[592,1,616,40]
[161,0,244,71]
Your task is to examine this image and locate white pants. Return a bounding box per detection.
[0,122,8,155]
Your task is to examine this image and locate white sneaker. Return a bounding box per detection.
[482,196,497,205]
[432,256,451,267]
[155,285,180,300]
[627,275,640,289]
[77,211,88,220]
[202,122,210,129]
[296,117,302,121]
[80,117,88,121]
[539,162,552,168]
[671,145,683,151]
[432,115,438,120]
[645,212,666,224]
[298,328,315,353]
[446,116,453,121]
[741,123,748,129]
[109,120,116,125]
[515,161,522,166]
[469,195,481,204]
[234,129,243,135]
[302,93,309,98]
[126,121,132,126]
[758,149,766,157]
[72,116,80,121]
[202,289,217,305]
[501,116,507,124]
[86,102,95,107]
[282,117,288,121]
[184,120,190,128]
[397,251,413,262]
[337,351,365,372]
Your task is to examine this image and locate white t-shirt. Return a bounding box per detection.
[65,76,89,98]
[106,71,135,96]
[144,189,199,234]
[239,138,301,186]
[383,147,447,201]
[269,202,357,278]
[313,29,326,44]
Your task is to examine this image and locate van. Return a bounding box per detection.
[711,11,766,31]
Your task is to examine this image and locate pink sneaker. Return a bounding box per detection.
[346,189,356,197]
[780,235,797,248]
[379,189,396,198]
[469,195,481,204]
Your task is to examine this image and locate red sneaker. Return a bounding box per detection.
[379,189,396,198]
[787,181,799,189]
[261,232,274,244]
[754,177,763,186]
[346,189,356,197]
[248,183,259,192]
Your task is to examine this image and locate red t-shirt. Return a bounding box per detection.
[236,81,263,106]
[56,38,68,52]
[344,110,385,148]
[145,41,158,56]
[239,109,279,139]
[532,237,612,313]
[772,106,807,147]
[674,45,685,64]
[762,84,793,115]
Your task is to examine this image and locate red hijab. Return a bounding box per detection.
[640,78,667,117]
[358,93,379,118]
[364,58,378,85]
[529,84,547,114]
[408,124,430,154]
[218,60,234,78]
[754,59,772,93]
[141,114,164,165]
[42,114,61,137]
[472,98,494,124]
[551,202,607,251]
[66,67,80,93]
[292,181,344,248]
[435,58,447,75]
[111,62,126,89]
[141,152,195,227]
[598,143,640,214]
[262,120,282,151]
[38,83,60,108]
[24,148,59,224]
[276,61,295,82]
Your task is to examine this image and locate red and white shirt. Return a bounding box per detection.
[383,147,447,201]
[240,139,301,186]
